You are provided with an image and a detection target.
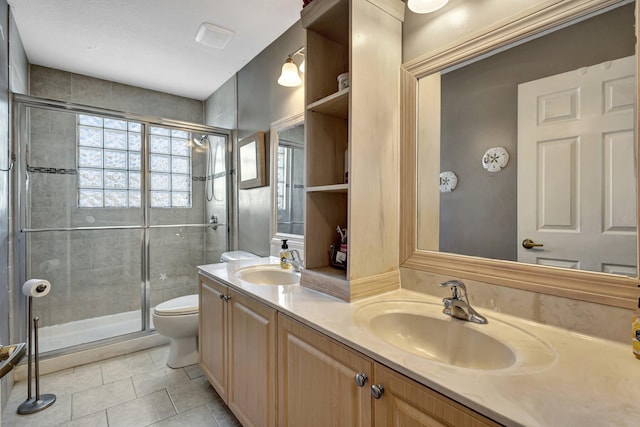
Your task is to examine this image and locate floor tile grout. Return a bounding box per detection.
[2,345,240,427]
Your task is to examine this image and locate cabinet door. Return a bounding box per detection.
[199,275,228,401]
[373,364,500,427]
[227,289,277,427]
[278,313,373,427]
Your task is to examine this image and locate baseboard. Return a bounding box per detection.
[13,333,170,381]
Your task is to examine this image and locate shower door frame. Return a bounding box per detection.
[12,94,233,351]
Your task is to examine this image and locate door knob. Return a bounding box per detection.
[522,239,543,249]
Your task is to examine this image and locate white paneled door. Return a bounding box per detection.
[518,56,637,275]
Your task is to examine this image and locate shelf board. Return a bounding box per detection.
[306,183,349,193]
[307,89,349,119]
[309,266,348,280]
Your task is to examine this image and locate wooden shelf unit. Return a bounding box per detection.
[301,0,404,301]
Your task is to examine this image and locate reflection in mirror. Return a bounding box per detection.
[418,2,637,276]
[270,113,304,245]
[277,125,304,235]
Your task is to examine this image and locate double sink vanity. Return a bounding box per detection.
[195,1,640,425]
[198,257,640,427]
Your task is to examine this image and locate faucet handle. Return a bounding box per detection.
[291,249,301,262]
[439,280,466,299]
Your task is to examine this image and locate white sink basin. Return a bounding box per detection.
[354,300,555,372]
[232,264,300,286]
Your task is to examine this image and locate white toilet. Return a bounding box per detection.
[152,294,199,368]
[154,252,259,368]
[220,250,260,262]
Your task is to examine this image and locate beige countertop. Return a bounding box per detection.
[199,257,640,427]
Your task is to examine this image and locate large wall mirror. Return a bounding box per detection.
[401,0,639,308]
[270,112,305,248]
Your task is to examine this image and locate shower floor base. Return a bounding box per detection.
[38,310,150,353]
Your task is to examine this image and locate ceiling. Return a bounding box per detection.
[8,0,302,100]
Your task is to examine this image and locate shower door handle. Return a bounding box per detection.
[208,215,226,231]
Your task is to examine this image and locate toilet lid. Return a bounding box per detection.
[154,294,199,316]
[220,250,260,262]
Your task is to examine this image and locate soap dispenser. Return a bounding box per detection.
[633,297,640,359]
[280,239,291,269]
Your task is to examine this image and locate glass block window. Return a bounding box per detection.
[77,116,192,208]
[277,146,289,210]
[149,126,192,208]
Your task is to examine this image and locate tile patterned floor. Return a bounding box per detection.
[1,346,242,427]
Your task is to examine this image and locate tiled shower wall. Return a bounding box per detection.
[25,66,218,327]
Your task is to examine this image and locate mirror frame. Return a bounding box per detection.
[400,0,640,309]
[238,131,266,189]
[270,112,305,250]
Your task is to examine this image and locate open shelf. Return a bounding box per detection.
[306,183,348,193]
[306,266,347,280]
[307,89,349,119]
[301,0,349,47]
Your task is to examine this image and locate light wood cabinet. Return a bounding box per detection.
[277,313,373,427]
[300,0,405,302]
[198,274,277,427]
[200,273,502,426]
[199,275,227,399]
[372,363,501,427]
[277,313,501,427]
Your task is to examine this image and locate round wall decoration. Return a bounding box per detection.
[439,171,458,193]
[482,146,510,172]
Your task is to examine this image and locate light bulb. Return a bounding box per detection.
[407,0,449,13]
[277,57,302,87]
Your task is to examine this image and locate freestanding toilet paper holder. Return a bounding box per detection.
[17,279,56,415]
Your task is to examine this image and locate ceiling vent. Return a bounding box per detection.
[195,23,234,49]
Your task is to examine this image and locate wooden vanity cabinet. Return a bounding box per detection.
[277,313,374,427]
[199,274,277,427]
[372,363,501,427]
[199,275,227,398]
[277,313,501,427]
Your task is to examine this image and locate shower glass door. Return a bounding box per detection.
[15,98,230,353]
[147,128,230,328]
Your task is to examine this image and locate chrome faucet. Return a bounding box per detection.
[286,249,303,273]
[440,280,487,324]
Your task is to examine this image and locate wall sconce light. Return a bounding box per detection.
[407,0,449,13]
[278,47,305,87]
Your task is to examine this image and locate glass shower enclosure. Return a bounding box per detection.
[13,95,231,353]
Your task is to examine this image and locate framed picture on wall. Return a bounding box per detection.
[238,131,266,189]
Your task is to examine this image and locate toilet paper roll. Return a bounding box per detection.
[22,279,51,298]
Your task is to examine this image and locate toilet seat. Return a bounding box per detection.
[154,294,198,316]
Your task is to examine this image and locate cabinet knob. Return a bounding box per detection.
[223,294,231,302]
[219,293,225,300]
[371,384,384,399]
[354,373,368,387]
